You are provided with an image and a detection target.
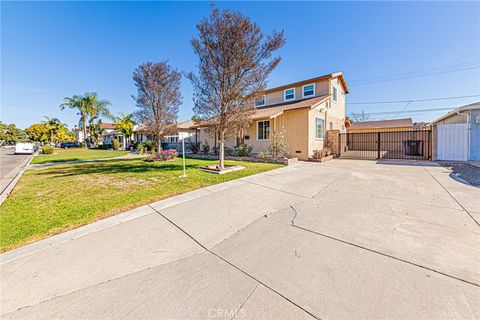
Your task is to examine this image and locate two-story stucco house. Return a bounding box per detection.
[197,72,349,160]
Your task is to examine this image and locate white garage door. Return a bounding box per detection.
[436,123,468,161]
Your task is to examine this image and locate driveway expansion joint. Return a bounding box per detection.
[290,223,479,288]
[148,205,321,320]
[230,283,259,320]
[423,166,480,228]
[1,250,207,316]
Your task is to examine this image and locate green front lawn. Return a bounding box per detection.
[0,158,282,252]
[31,148,130,164]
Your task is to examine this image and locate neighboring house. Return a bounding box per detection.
[72,126,84,142]
[100,123,124,146]
[347,118,413,133]
[73,123,127,148]
[197,72,349,160]
[429,102,480,161]
[132,120,199,150]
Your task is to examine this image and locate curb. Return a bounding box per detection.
[0,152,36,206]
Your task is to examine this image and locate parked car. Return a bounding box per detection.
[60,142,79,148]
[14,142,35,155]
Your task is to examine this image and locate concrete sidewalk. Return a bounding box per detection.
[1,159,479,319]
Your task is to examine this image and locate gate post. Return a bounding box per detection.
[377,132,381,159]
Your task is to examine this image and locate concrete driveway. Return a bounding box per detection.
[1,159,479,319]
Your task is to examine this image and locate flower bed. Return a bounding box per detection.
[145,149,178,162]
[187,153,297,165]
[308,155,335,163]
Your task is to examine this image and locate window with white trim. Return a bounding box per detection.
[257,120,270,140]
[255,95,266,107]
[302,84,315,98]
[333,86,338,102]
[284,88,295,101]
[315,118,325,139]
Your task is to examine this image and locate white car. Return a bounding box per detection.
[14,143,35,155]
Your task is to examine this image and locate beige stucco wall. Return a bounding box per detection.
[262,79,330,106]
[328,77,346,132]
[196,77,347,160]
[246,109,309,159]
[307,97,345,157]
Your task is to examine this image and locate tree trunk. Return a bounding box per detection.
[82,119,87,148]
[157,138,162,152]
[219,131,225,169]
[50,130,54,145]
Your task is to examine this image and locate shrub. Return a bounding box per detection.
[42,146,54,154]
[190,142,201,154]
[268,132,289,160]
[212,146,218,155]
[145,149,178,162]
[145,141,157,152]
[137,144,145,154]
[97,144,112,150]
[224,146,232,156]
[257,151,267,159]
[236,144,252,157]
[112,139,120,150]
[313,146,332,159]
[202,141,210,155]
[323,146,332,156]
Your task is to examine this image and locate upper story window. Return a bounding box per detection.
[284,88,295,101]
[302,84,315,98]
[255,95,266,107]
[333,86,338,103]
[257,120,270,140]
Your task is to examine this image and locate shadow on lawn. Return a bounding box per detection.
[32,158,217,178]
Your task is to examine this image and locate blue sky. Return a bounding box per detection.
[2,1,479,129]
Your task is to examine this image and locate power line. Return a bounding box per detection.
[347,106,455,117]
[349,61,480,86]
[393,100,412,119]
[348,94,480,105]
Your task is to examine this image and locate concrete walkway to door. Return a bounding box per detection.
[1,159,479,319]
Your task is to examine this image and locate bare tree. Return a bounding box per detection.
[132,61,182,151]
[187,6,285,169]
[351,110,370,122]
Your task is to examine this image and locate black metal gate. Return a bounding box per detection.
[339,129,432,160]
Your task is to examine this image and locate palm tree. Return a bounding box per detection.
[114,113,135,147]
[41,116,64,144]
[60,95,88,147]
[84,93,112,146]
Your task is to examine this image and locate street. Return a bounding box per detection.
[0,147,32,195]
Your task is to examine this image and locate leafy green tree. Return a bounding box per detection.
[84,93,113,146]
[90,120,105,146]
[114,113,135,146]
[60,93,112,147]
[0,122,27,145]
[60,95,88,146]
[41,116,64,144]
[25,123,50,143]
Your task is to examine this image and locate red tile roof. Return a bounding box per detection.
[99,123,117,129]
[348,118,413,130]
